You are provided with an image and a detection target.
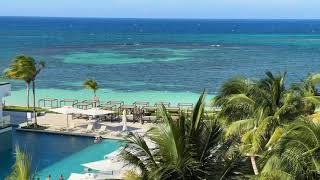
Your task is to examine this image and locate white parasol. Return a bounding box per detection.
[50,106,83,127]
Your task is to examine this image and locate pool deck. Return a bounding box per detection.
[18,113,154,140]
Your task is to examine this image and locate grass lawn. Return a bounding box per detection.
[3,105,48,112]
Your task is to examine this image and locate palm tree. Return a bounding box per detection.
[4,55,45,127]
[212,76,254,123]
[259,119,320,179]
[214,71,313,175]
[83,78,98,98]
[6,146,32,180]
[291,73,320,114]
[30,60,45,128]
[4,55,36,108]
[120,92,251,179]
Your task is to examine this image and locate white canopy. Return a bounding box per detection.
[50,106,83,114]
[81,108,114,116]
[82,158,127,172]
[50,106,84,127]
[68,173,88,180]
[68,173,121,180]
[104,148,123,159]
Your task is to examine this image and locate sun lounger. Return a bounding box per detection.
[96,125,107,134]
[82,124,94,133]
[141,116,157,123]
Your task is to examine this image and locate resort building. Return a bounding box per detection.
[0,82,11,131]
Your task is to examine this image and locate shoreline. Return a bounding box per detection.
[4,88,215,107]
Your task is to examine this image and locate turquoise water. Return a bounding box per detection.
[0,128,122,179]
[4,88,211,106]
[2,17,320,106]
[36,139,122,179]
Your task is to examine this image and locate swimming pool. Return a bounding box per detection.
[0,128,122,179]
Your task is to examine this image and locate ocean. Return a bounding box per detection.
[1,17,320,106]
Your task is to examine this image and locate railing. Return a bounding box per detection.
[0,115,11,128]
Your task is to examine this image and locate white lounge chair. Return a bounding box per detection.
[82,124,94,133]
[97,125,107,134]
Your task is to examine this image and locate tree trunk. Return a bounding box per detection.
[93,90,97,107]
[250,155,259,175]
[26,82,30,108]
[32,80,37,128]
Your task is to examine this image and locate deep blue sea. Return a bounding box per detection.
[1,17,320,105]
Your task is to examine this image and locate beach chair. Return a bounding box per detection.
[66,122,77,132]
[96,125,107,134]
[82,124,94,133]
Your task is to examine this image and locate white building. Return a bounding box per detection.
[0,82,11,129]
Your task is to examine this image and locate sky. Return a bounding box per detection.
[1,0,320,19]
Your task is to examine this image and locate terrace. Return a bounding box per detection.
[19,99,194,139]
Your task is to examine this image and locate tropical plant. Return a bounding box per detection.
[120,92,251,179]
[213,71,317,175]
[4,55,35,108]
[212,76,254,123]
[4,55,45,127]
[291,73,320,114]
[6,146,32,180]
[259,119,320,179]
[123,170,142,180]
[83,78,98,98]
[30,59,45,128]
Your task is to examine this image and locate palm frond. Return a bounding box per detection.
[6,146,31,180]
[224,118,255,138]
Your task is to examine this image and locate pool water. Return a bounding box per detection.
[36,139,122,179]
[0,128,122,179]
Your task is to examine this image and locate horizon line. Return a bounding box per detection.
[1,15,320,21]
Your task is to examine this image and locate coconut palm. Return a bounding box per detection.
[30,60,45,128]
[212,76,254,123]
[6,146,32,180]
[259,120,320,179]
[4,55,36,108]
[83,78,98,98]
[291,73,320,114]
[4,55,45,127]
[214,71,312,175]
[120,92,251,179]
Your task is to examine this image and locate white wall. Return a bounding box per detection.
[0,83,11,119]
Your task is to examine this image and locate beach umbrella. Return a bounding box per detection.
[68,173,87,180]
[50,106,83,127]
[82,158,125,172]
[104,148,123,159]
[81,108,114,116]
[68,172,122,180]
[82,158,137,175]
[122,110,127,131]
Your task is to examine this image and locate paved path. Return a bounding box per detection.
[32,113,154,139]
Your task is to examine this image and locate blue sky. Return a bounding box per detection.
[1,0,320,19]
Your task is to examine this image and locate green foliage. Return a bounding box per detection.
[83,78,99,96]
[4,55,36,107]
[213,71,320,176]
[3,55,45,127]
[124,170,142,180]
[4,55,36,82]
[5,146,32,180]
[4,105,47,112]
[260,120,320,179]
[120,91,251,179]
